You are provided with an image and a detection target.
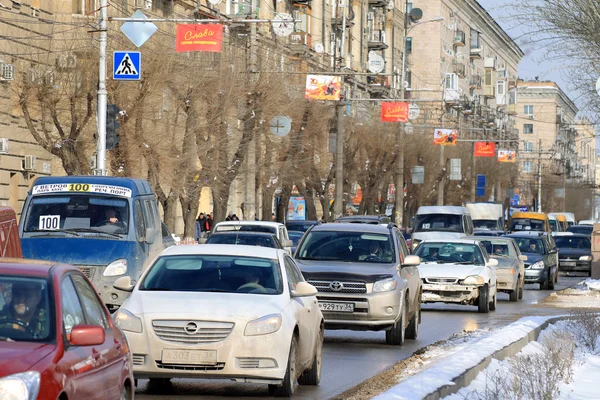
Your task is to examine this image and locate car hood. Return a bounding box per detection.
[418,263,485,279]
[0,342,55,374]
[522,252,543,265]
[490,256,516,269]
[412,231,464,242]
[124,291,286,321]
[21,237,136,265]
[558,248,591,258]
[295,260,396,283]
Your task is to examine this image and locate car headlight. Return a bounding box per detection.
[373,277,398,293]
[114,309,143,333]
[463,276,485,285]
[244,314,282,336]
[579,256,593,261]
[103,259,128,277]
[0,372,40,400]
[530,261,545,270]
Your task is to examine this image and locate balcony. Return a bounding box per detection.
[484,84,495,98]
[470,46,482,59]
[288,32,312,56]
[292,0,311,6]
[368,30,388,50]
[368,0,389,7]
[453,62,466,77]
[508,103,517,115]
[454,31,466,46]
[367,75,390,95]
[468,74,482,88]
[332,16,355,29]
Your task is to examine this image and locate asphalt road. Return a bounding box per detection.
[135,275,583,400]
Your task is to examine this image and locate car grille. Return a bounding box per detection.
[155,362,225,371]
[238,359,260,369]
[152,320,234,345]
[317,296,369,302]
[132,354,145,366]
[425,278,459,284]
[76,266,95,279]
[308,280,367,293]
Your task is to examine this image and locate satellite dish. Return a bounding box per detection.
[409,8,423,22]
[315,43,324,53]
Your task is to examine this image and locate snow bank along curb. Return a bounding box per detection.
[374,316,567,400]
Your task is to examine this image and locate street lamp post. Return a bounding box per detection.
[395,9,443,226]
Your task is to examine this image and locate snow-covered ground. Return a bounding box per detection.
[444,317,600,399]
[543,279,600,308]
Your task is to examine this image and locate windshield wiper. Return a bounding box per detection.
[62,228,123,238]
[28,229,80,237]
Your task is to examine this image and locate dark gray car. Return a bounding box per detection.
[294,223,422,346]
[504,232,559,290]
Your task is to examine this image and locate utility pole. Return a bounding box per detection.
[537,138,542,212]
[395,0,408,227]
[244,0,258,220]
[437,127,445,205]
[96,0,108,175]
[333,0,347,219]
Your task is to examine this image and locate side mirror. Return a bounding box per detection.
[402,255,421,267]
[69,325,105,346]
[548,248,558,254]
[198,238,207,244]
[488,258,499,267]
[113,276,135,292]
[291,282,318,297]
[145,227,155,244]
[283,239,293,248]
[519,255,528,261]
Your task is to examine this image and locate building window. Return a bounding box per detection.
[522,161,533,173]
[445,73,458,90]
[73,0,98,14]
[524,105,534,116]
[524,141,534,152]
[523,123,534,134]
[470,30,481,49]
[406,37,412,54]
[406,71,412,88]
[496,80,505,96]
[292,6,310,32]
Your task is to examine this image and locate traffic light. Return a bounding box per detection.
[106,104,121,150]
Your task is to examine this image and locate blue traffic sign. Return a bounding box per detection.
[510,193,520,206]
[476,174,486,197]
[113,51,141,80]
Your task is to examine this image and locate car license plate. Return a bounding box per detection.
[318,302,354,312]
[161,349,217,365]
[561,261,576,267]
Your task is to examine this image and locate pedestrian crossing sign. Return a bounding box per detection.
[113,51,141,80]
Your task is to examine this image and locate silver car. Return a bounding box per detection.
[294,223,422,346]
[466,236,526,302]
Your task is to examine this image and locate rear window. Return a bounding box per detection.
[206,234,278,248]
[215,225,277,234]
[511,218,545,232]
[555,237,591,249]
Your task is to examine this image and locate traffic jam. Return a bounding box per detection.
[0,175,593,399]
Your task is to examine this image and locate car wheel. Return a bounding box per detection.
[509,288,518,302]
[148,378,171,385]
[298,325,323,386]
[548,271,555,290]
[269,335,298,397]
[120,384,132,400]
[518,278,524,300]
[540,274,549,290]
[478,284,489,313]
[385,298,406,345]
[405,296,420,340]
[555,270,559,284]
[489,291,497,311]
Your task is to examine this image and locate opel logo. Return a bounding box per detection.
[184,322,199,335]
[329,281,344,292]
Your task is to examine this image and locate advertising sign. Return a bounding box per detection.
[305,75,342,100]
[474,141,496,157]
[287,197,306,220]
[175,24,223,53]
[433,128,458,145]
[381,102,409,122]
[498,149,517,163]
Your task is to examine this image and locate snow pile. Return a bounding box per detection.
[583,278,600,291]
[374,317,553,400]
[544,279,600,308]
[443,316,600,400]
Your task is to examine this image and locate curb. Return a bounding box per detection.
[374,315,568,400]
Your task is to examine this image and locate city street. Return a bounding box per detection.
[135,275,582,399]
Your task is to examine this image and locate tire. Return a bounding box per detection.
[540,272,549,290]
[548,271,555,290]
[405,295,420,340]
[509,288,518,302]
[298,325,323,386]
[518,278,524,300]
[478,285,490,313]
[386,298,406,345]
[269,335,298,397]
[120,384,132,400]
[489,291,497,311]
[148,378,171,385]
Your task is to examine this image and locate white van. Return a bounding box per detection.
[210,221,294,253]
[465,202,504,232]
[411,206,474,249]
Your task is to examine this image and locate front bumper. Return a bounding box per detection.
[125,317,289,382]
[496,270,518,292]
[559,259,591,272]
[316,290,403,331]
[76,265,130,310]
[524,268,548,284]
[422,283,479,305]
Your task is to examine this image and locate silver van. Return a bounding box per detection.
[411,206,474,249]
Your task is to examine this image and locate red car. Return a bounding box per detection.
[0,260,133,400]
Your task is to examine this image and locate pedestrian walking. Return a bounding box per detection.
[194,213,207,241]
[205,212,214,233]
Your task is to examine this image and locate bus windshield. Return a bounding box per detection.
[24,195,130,236]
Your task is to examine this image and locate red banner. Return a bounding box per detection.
[176,24,223,53]
[381,102,409,122]
[474,141,496,157]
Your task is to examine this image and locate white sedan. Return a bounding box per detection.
[414,239,498,313]
[113,245,323,397]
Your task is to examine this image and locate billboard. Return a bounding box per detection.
[433,128,458,145]
[474,141,496,157]
[498,149,517,163]
[381,102,409,122]
[305,75,342,101]
[176,24,223,53]
[287,197,306,221]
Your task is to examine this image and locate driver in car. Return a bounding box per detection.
[359,241,383,261]
[101,208,120,225]
[0,282,46,337]
[237,268,265,292]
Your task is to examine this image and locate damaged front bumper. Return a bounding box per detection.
[422,283,480,305]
